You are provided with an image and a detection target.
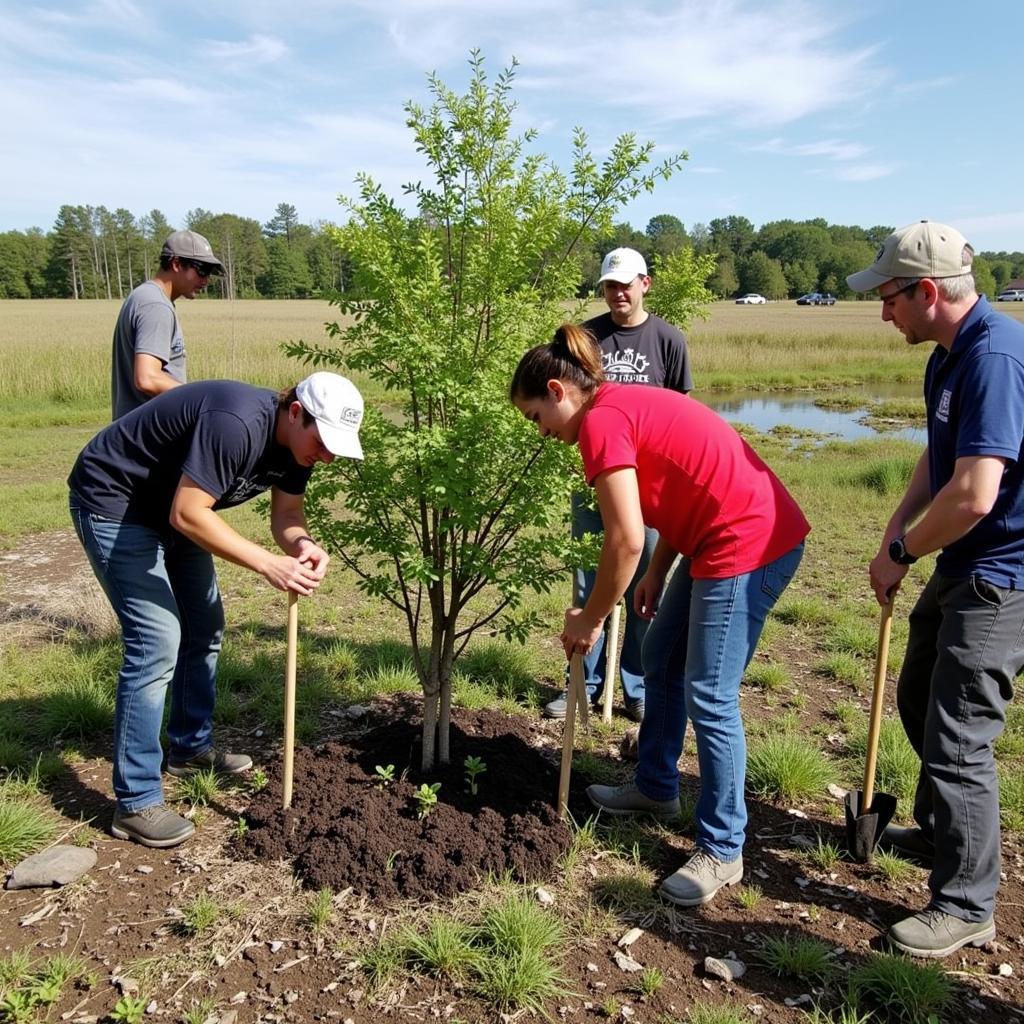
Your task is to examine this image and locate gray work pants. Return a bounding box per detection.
[897,571,1024,921]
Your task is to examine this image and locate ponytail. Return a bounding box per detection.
[510,323,604,401]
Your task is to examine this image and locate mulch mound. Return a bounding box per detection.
[240,698,572,899]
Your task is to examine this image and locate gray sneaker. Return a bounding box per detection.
[586,781,680,818]
[166,747,253,778]
[658,850,744,907]
[111,804,195,848]
[888,907,995,958]
[879,825,934,867]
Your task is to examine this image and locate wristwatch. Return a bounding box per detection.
[888,535,918,565]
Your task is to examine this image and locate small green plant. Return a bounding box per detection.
[173,767,220,807]
[873,850,917,884]
[307,887,334,932]
[846,719,918,802]
[178,892,220,936]
[373,764,396,788]
[733,884,763,910]
[385,850,402,872]
[807,833,842,871]
[832,700,861,728]
[109,994,148,1024]
[758,933,836,983]
[357,937,405,992]
[0,797,57,866]
[182,996,218,1024]
[815,653,867,687]
[746,734,832,801]
[848,952,952,1023]
[744,661,790,692]
[399,917,480,980]
[248,767,268,792]
[803,1004,873,1024]
[685,1002,747,1024]
[231,816,249,839]
[413,782,442,820]
[600,996,621,1018]
[0,989,37,1024]
[463,755,487,795]
[632,967,664,999]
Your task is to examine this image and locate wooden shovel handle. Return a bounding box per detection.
[282,590,298,810]
[862,599,894,810]
[601,603,621,724]
[558,653,585,819]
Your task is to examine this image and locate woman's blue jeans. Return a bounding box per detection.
[70,499,225,812]
[637,543,804,861]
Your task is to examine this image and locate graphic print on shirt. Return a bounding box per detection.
[603,348,650,384]
[937,389,952,423]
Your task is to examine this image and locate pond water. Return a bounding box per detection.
[698,383,927,445]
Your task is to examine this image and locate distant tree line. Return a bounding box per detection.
[1,204,1021,301]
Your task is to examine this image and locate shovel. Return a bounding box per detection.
[845,598,898,862]
[557,653,588,819]
[600,601,622,724]
[282,590,298,810]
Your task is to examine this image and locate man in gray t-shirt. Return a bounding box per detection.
[111,230,224,419]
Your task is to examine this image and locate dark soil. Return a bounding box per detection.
[241,698,572,899]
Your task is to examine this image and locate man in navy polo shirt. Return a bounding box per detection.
[849,221,1024,957]
[69,372,364,849]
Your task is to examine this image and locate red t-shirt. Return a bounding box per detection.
[578,383,810,579]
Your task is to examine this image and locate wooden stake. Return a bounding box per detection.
[282,590,298,810]
[558,653,585,819]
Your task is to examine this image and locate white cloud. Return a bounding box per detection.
[107,77,206,104]
[835,163,896,182]
[202,34,288,63]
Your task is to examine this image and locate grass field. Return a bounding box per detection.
[3,297,1024,1022]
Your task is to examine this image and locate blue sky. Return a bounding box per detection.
[2,0,1022,252]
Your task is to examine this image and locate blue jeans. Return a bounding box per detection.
[70,498,224,812]
[571,493,658,706]
[636,543,804,861]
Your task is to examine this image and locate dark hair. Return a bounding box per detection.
[510,323,604,401]
[277,386,315,426]
[159,252,175,272]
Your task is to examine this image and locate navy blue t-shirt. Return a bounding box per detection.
[68,381,312,529]
[925,297,1024,586]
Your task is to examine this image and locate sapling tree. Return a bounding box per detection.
[292,53,687,770]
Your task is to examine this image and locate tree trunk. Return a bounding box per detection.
[421,686,439,771]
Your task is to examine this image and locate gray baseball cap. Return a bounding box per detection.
[161,230,224,274]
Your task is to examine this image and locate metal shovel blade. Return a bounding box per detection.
[844,599,898,863]
[845,788,898,863]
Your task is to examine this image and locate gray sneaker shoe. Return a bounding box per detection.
[111,804,195,848]
[166,747,253,778]
[586,781,680,818]
[888,907,995,958]
[659,849,744,907]
[879,825,934,867]
[544,692,598,720]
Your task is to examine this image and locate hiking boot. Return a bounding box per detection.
[111,804,195,848]
[166,747,253,778]
[879,825,935,867]
[624,701,645,723]
[658,850,744,907]
[586,781,680,818]
[888,907,995,958]
[543,692,598,720]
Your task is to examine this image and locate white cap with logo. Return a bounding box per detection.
[846,220,974,292]
[295,372,364,460]
[597,247,648,285]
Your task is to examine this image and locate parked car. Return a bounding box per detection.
[796,292,836,306]
[997,289,1024,302]
[735,293,767,305]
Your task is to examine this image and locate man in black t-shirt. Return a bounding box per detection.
[68,373,364,848]
[546,247,693,721]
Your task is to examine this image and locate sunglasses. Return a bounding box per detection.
[879,280,919,302]
[182,259,216,278]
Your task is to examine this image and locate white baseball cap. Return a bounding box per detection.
[295,372,364,460]
[847,220,974,292]
[597,247,648,284]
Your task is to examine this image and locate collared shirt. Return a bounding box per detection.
[925,296,1024,586]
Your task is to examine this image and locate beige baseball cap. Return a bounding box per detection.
[847,220,974,292]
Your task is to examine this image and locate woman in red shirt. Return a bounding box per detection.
[511,324,809,906]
